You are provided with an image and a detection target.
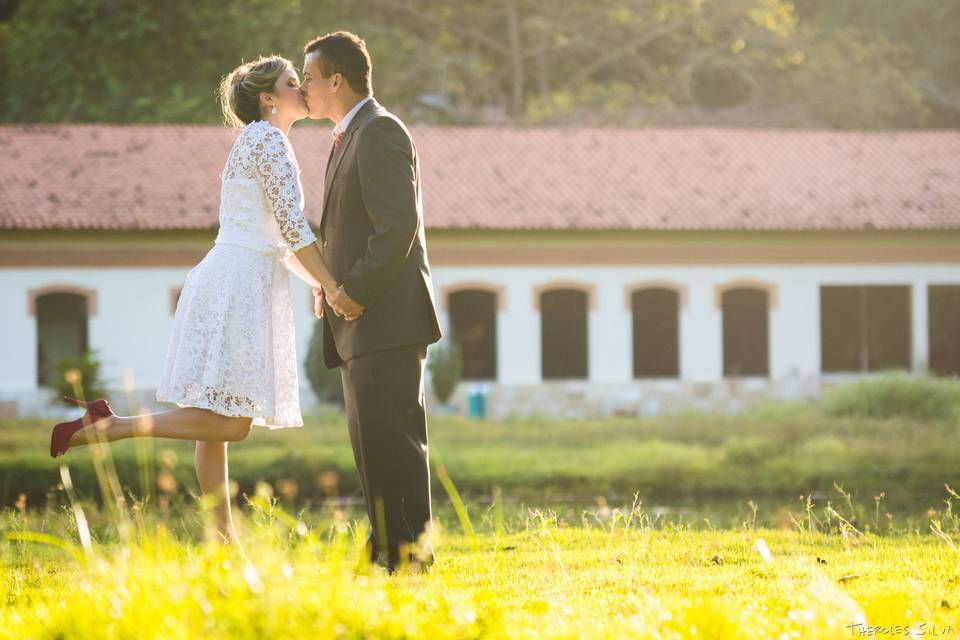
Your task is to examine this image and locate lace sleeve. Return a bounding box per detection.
[252,126,317,252]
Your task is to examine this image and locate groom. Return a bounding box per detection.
[300,31,443,572]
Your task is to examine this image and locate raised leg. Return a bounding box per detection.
[62,407,252,553]
[67,407,253,449]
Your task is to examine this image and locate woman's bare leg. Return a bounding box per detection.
[63,407,253,552]
[195,440,241,545]
[66,407,253,448]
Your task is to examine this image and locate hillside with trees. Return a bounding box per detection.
[1,0,957,128]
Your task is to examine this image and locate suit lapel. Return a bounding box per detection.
[320,98,378,232]
[323,141,336,185]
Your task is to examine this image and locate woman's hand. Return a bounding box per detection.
[313,286,362,322]
[312,287,325,319]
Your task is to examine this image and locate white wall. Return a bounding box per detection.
[0,267,317,406]
[1,262,957,415]
[430,263,959,384]
[1,268,185,391]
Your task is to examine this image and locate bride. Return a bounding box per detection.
[49,55,349,546]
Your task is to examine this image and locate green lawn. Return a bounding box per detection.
[3,401,959,521]
[2,502,959,639]
[4,385,960,638]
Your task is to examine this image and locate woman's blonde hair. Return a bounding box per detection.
[218,55,294,129]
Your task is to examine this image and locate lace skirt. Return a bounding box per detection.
[156,243,304,429]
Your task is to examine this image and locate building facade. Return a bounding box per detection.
[2,125,958,418]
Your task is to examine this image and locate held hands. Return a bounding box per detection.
[312,286,365,322]
[330,285,365,320]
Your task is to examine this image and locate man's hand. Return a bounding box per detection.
[313,287,360,321]
[328,285,365,321]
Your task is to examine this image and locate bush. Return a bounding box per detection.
[304,320,343,407]
[820,372,960,422]
[427,340,463,405]
[722,435,779,466]
[2,410,958,509]
[51,351,108,405]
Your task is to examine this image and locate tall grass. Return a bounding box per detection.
[5,374,960,515]
[3,373,960,637]
[4,480,960,639]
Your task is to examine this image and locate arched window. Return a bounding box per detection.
[720,287,770,377]
[30,287,95,387]
[538,287,591,380]
[448,289,498,380]
[631,287,680,378]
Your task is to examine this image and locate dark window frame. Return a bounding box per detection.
[928,285,960,377]
[36,292,90,387]
[820,285,912,373]
[448,288,499,381]
[722,287,769,377]
[540,288,589,380]
[631,287,680,378]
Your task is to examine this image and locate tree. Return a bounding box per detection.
[52,350,109,406]
[1,0,950,128]
[304,319,343,407]
[427,340,463,406]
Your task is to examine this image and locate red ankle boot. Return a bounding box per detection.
[63,396,115,422]
[50,397,116,458]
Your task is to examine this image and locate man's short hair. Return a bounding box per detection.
[304,31,372,95]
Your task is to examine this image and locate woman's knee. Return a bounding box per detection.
[195,440,228,456]
[220,416,253,442]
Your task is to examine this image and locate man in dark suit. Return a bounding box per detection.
[300,31,442,572]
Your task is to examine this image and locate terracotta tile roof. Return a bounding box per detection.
[1,124,958,231]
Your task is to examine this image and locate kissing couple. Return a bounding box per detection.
[50,31,442,573]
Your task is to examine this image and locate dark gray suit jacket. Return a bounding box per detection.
[318,97,442,368]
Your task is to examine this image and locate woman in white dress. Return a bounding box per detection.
[49,55,347,545]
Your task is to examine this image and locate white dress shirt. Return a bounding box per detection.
[332,96,373,141]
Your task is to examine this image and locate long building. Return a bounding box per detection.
[1,124,959,418]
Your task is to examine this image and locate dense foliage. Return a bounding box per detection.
[2,0,957,128]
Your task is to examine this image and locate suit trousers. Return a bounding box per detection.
[339,343,434,569]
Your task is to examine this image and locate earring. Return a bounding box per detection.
[271,105,277,115]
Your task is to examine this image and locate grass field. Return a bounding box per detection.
[3,396,959,528]
[4,375,960,638]
[3,492,959,639]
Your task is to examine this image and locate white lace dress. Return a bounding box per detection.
[156,120,317,429]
